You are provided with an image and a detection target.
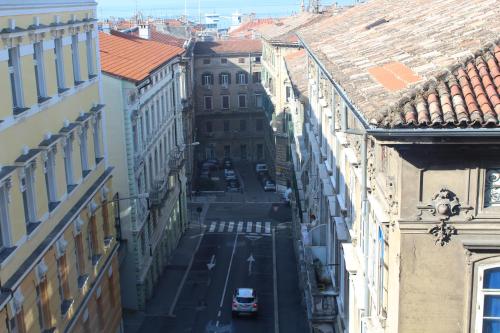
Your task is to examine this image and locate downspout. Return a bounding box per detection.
[361,133,369,316]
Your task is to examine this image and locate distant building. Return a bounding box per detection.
[0,1,122,332]
[99,31,192,310]
[193,40,270,166]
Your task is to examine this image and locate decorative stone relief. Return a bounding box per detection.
[485,169,500,207]
[428,221,457,246]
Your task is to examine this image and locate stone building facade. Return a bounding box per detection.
[193,39,270,165]
[280,0,500,332]
[99,31,190,310]
[0,1,122,332]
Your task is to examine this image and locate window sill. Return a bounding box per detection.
[78,274,89,289]
[48,201,61,213]
[38,96,52,104]
[0,246,17,265]
[61,298,74,317]
[74,81,84,86]
[82,169,91,178]
[92,254,102,267]
[67,184,77,194]
[95,157,104,164]
[27,221,41,235]
[58,88,70,94]
[88,74,98,80]
[13,107,29,116]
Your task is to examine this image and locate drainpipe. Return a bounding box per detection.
[361,133,369,316]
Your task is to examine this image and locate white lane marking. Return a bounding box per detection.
[265,222,271,234]
[228,221,234,232]
[219,231,239,308]
[218,221,226,233]
[237,221,243,233]
[209,222,216,233]
[256,221,261,233]
[246,221,253,233]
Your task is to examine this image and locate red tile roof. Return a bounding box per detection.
[150,30,186,48]
[99,31,184,82]
[229,18,276,39]
[194,39,262,55]
[298,0,500,128]
[285,49,308,98]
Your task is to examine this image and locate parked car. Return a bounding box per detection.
[224,169,237,180]
[263,179,276,192]
[223,158,233,169]
[255,163,268,174]
[226,180,241,192]
[232,288,258,317]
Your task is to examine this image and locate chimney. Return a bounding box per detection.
[139,23,150,39]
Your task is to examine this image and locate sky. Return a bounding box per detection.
[97,0,354,25]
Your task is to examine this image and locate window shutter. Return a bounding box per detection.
[228,73,231,84]
[210,74,214,85]
[219,73,223,85]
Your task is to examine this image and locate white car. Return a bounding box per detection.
[232,288,258,316]
[255,163,268,174]
[224,169,237,180]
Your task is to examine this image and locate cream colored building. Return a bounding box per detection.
[282,0,500,332]
[0,1,122,332]
[99,30,191,310]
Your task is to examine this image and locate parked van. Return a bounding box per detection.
[255,163,268,174]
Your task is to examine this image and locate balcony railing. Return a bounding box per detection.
[150,178,169,207]
[169,150,185,173]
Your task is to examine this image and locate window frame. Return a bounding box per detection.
[8,46,24,110]
[86,31,95,77]
[43,147,58,204]
[20,163,37,225]
[0,180,13,249]
[255,94,263,108]
[204,96,213,111]
[79,124,90,175]
[63,134,75,187]
[71,34,82,84]
[221,95,230,110]
[476,263,500,332]
[54,37,66,91]
[237,72,248,85]
[33,41,47,100]
[238,94,247,108]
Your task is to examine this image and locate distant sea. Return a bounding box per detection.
[97,0,356,28]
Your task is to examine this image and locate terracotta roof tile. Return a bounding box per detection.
[99,31,184,82]
[284,49,308,97]
[297,0,500,128]
[229,18,275,38]
[150,30,186,48]
[194,39,262,55]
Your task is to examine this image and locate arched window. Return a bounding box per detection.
[477,264,500,332]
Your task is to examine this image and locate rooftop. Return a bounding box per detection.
[298,0,500,128]
[194,39,262,55]
[99,31,184,82]
[285,49,309,98]
[229,18,276,39]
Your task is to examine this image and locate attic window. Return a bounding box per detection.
[365,18,388,30]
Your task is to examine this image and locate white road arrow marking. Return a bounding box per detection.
[245,235,262,241]
[247,254,255,275]
[207,254,216,270]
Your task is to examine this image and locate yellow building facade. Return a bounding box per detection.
[0,1,122,332]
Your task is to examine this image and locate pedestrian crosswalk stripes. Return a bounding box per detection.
[206,221,272,235]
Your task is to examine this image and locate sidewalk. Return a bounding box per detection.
[123,202,209,333]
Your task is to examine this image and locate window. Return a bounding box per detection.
[80,125,90,176]
[255,94,263,108]
[102,199,111,239]
[256,119,263,131]
[44,148,57,206]
[240,120,246,131]
[21,163,37,225]
[477,265,500,332]
[223,120,230,132]
[56,253,71,310]
[257,144,263,160]
[35,279,51,331]
[71,34,81,84]
[224,145,230,158]
[74,231,86,277]
[240,144,247,159]
[145,109,151,138]
[236,72,248,84]
[202,73,213,86]
[33,42,47,101]
[54,37,66,91]
[8,46,24,110]
[219,73,231,87]
[93,115,102,162]
[286,86,292,101]
[238,95,247,108]
[221,95,230,109]
[0,182,12,250]
[221,58,227,64]
[86,31,95,76]
[204,96,213,111]
[485,169,500,207]
[203,58,210,64]
[238,57,245,63]
[8,307,26,333]
[63,135,75,187]
[206,121,212,133]
[89,213,100,260]
[254,56,261,63]
[252,71,261,83]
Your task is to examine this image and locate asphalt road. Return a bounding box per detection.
[134,163,308,333]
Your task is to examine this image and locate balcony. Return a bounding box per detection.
[169,150,185,173]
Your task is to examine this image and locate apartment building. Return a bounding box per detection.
[256,12,334,192]
[281,0,500,332]
[99,31,191,310]
[193,39,269,164]
[0,2,122,333]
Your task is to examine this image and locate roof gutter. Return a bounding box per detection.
[296,33,500,139]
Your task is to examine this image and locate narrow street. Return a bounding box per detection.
[127,163,308,333]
